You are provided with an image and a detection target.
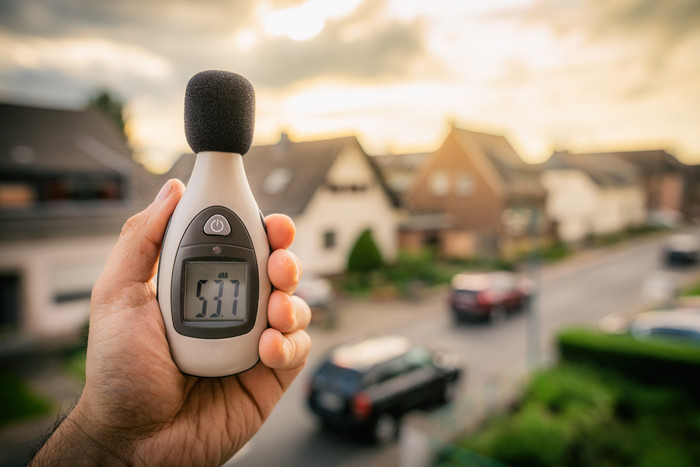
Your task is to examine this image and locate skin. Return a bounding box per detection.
[31,179,311,466]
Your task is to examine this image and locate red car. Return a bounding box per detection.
[449,271,533,323]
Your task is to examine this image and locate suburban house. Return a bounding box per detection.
[555,149,686,225]
[0,102,159,348]
[372,151,430,204]
[684,163,700,222]
[540,151,647,244]
[166,134,399,275]
[401,126,547,258]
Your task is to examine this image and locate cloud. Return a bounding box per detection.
[0,0,256,38]
[518,0,700,60]
[1,0,427,95]
[242,7,426,88]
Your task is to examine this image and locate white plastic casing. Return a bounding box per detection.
[157,152,270,377]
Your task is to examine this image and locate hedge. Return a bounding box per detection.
[557,326,700,394]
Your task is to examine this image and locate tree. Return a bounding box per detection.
[88,90,127,139]
[347,228,383,272]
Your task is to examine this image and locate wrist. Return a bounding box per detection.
[30,400,135,466]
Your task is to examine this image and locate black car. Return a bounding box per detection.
[306,335,463,443]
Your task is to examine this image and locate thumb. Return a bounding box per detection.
[96,179,185,295]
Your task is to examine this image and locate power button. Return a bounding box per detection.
[203,214,231,236]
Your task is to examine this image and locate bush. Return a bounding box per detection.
[523,364,615,431]
[682,279,700,296]
[557,326,700,393]
[540,242,570,263]
[450,362,700,467]
[489,405,570,467]
[0,371,52,426]
[347,229,383,272]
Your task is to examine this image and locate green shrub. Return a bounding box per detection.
[347,228,383,272]
[525,364,613,412]
[523,364,616,435]
[449,362,700,467]
[0,371,52,426]
[682,279,700,296]
[489,405,570,467]
[540,242,570,262]
[557,326,700,393]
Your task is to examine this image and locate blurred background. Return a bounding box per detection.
[1,0,700,466]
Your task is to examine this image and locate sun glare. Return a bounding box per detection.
[262,0,363,41]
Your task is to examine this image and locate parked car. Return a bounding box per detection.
[663,234,699,267]
[449,271,534,323]
[294,273,335,308]
[629,309,700,345]
[294,273,336,325]
[306,335,463,444]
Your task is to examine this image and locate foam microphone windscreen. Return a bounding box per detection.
[184,70,256,155]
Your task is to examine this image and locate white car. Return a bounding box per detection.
[294,273,335,308]
[629,309,700,344]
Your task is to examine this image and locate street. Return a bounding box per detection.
[232,230,700,467]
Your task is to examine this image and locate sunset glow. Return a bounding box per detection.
[0,0,697,172]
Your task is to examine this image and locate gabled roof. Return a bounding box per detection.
[373,152,430,173]
[1,102,133,175]
[451,127,546,200]
[166,134,397,216]
[593,149,684,174]
[245,135,355,215]
[0,102,158,241]
[544,151,642,187]
[372,151,430,199]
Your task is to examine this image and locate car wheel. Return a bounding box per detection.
[489,306,507,324]
[373,413,397,445]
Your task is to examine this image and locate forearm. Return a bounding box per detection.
[30,402,133,467]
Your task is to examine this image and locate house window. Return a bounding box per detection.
[0,183,35,208]
[456,172,474,197]
[50,261,103,304]
[0,272,21,332]
[430,170,449,197]
[327,183,368,193]
[323,230,336,250]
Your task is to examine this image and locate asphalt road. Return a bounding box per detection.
[231,229,700,467]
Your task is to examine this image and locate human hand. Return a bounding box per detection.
[31,179,311,466]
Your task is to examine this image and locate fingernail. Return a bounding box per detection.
[155,181,172,202]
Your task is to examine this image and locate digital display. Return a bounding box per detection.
[184,261,248,322]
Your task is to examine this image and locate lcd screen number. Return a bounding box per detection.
[185,261,248,322]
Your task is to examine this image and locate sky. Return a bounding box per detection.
[1,0,699,172]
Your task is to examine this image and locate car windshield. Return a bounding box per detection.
[314,362,364,394]
[647,328,700,345]
[454,289,478,296]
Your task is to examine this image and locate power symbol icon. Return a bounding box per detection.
[211,218,224,232]
[203,214,231,236]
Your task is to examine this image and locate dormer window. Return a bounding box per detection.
[327,183,368,193]
[264,167,293,195]
[430,170,449,197]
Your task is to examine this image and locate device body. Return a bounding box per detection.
[158,151,270,377]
